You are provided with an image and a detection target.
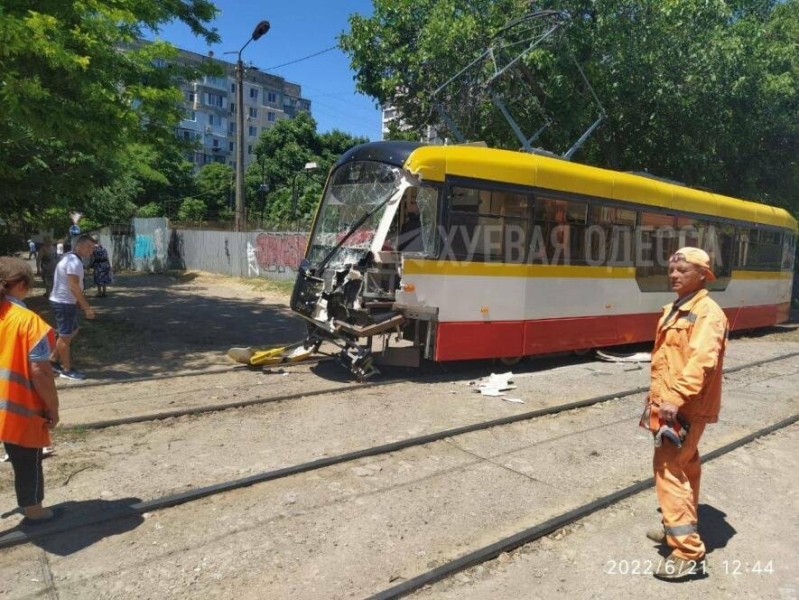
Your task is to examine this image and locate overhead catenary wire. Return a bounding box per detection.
[255,43,381,134]
[265,45,338,71]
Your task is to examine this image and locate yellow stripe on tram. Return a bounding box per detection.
[731,270,794,280]
[403,259,637,279]
[403,260,793,281]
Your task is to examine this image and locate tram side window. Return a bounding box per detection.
[447,186,529,262]
[783,233,796,271]
[675,216,704,248]
[673,217,732,279]
[635,212,677,278]
[736,228,783,270]
[701,222,734,279]
[587,205,636,266]
[734,228,750,267]
[415,186,439,256]
[389,186,440,256]
[532,197,588,265]
[758,230,783,270]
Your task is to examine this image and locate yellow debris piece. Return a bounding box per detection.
[227,342,315,366]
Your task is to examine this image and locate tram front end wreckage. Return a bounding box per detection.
[288,144,439,381]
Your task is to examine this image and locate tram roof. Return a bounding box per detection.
[337,142,796,231]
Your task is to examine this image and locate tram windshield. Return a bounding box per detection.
[308,161,407,269]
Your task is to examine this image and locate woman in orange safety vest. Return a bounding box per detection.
[0,257,61,525]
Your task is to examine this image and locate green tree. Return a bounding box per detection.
[177,198,207,223]
[0,0,219,222]
[194,162,235,222]
[340,0,799,212]
[249,113,367,228]
[137,202,164,218]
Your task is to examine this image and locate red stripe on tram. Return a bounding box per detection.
[433,303,789,361]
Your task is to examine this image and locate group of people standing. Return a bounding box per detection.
[35,235,113,299]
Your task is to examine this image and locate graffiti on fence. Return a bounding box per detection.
[253,233,307,273]
[247,241,260,277]
[134,234,154,259]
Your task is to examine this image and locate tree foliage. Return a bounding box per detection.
[340,0,798,212]
[248,113,368,228]
[194,162,234,221]
[0,0,219,225]
[177,197,207,223]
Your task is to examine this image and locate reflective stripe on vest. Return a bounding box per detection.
[0,399,45,419]
[664,523,697,537]
[0,367,33,390]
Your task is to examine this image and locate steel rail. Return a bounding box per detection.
[64,351,799,431]
[367,414,799,600]
[1,352,796,549]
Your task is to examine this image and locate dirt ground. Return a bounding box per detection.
[21,270,305,378]
[0,264,797,599]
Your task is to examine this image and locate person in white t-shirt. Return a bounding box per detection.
[48,235,97,380]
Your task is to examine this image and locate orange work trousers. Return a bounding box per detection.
[653,420,707,560]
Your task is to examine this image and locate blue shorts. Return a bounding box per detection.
[50,302,79,337]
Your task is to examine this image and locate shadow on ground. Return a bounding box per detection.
[0,497,144,556]
[24,273,306,379]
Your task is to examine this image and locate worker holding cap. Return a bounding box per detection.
[645,247,728,580]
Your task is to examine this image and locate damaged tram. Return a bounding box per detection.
[290,141,797,380]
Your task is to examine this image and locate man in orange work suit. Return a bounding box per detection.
[645,247,728,580]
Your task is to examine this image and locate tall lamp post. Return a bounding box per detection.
[233,20,270,232]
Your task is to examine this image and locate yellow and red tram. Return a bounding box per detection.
[290,142,796,378]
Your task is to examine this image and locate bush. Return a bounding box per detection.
[137,202,164,218]
[177,198,206,223]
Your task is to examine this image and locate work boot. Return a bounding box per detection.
[654,553,707,580]
[646,527,666,544]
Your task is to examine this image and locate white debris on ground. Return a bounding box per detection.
[469,372,518,397]
[595,350,652,363]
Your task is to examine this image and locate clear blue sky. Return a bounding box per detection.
[147,0,382,141]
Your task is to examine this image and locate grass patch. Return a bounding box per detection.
[53,426,92,444]
[236,277,294,298]
[73,316,149,368]
[164,270,201,284]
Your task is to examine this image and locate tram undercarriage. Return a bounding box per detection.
[288,252,435,381]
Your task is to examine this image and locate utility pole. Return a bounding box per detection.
[232,20,270,232]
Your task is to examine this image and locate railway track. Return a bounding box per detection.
[367,415,799,600]
[60,351,799,430]
[2,351,797,553]
[54,351,604,428]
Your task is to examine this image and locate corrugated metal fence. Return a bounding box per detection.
[96,219,307,282]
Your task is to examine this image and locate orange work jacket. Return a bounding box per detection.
[649,289,728,423]
[0,299,55,447]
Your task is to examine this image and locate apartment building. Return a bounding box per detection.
[381,104,401,139]
[172,47,311,170]
[381,103,442,144]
